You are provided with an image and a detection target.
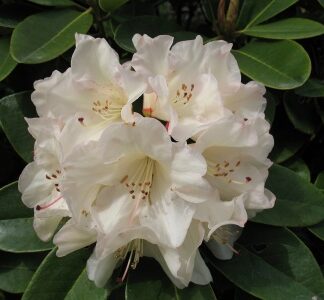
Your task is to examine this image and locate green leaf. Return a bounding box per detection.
[233,40,311,89]
[28,0,74,6]
[0,182,32,220]
[0,91,36,162]
[0,218,54,253]
[252,164,324,226]
[282,158,310,182]
[239,224,324,296]
[114,16,181,52]
[295,79,324,98]
[10,8,93,64]
[99,0,129,12]
[283,92,320,135]
[315,171,324,191]
[22,248,105,300]
[237,0,298,29]
[126,258,217,300]
[0,36,17,81]
[241,18,324,39]
[211,245,317,300]
[0,252,45,293]
[64,269,108,300]
[0,180,53,252]
[318,0,324,8]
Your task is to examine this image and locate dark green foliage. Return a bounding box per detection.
[0,0,324,299]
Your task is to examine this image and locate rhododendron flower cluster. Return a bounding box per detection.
[18,34,275,288]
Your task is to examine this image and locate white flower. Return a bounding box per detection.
[31,34,146,130]
[84,221,211,288]
[194,116,275,258]
[53,116,214,287]
[18,117,70,241]
[131,34,243,141]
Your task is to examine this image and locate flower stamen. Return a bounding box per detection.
[115,239,144,282]
[36,195,63,211]
[207,159,252,185]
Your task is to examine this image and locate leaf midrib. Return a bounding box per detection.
[233,49,299,83]
[13,9,91,62]
[245,0,276,28]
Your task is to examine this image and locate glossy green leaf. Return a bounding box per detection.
[64,269,108,300]
[0,181,51,252]
[318,0,324,8]
[295,79,324,98]
[114,16,181,52]
[252,164,324,226]
[233,40,311,90]
[0,181,32,220]
[22,248,102,300]
[99,0,129,12]
[211,245,316,300]
[0,252,45,293]
[0,37,17,81]
[282,158,310,181]
[126,258,217,300]
[237,0,298,29]
[0,218,54,253]
[241,18,324,39]
[284,93,320,135]
[315,171,324,191]
[239,224,324,296]
[28,0,74,6]
[0,91,36,162]
[10,8,93,64]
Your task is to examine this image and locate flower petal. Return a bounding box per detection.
[191,251,212,285]
[72,34,121,86]
[87,251,118,288]
[158,220,206,287]
[53,220,96,257]
[132,34,174,78]
[18,162,52,208]
[33,215,63,242]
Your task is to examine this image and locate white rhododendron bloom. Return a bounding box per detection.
[31,34,145,130]
[18,117,71,241]
[54,117,216,287]
[18,33,275,288]
[131,34,240,141]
